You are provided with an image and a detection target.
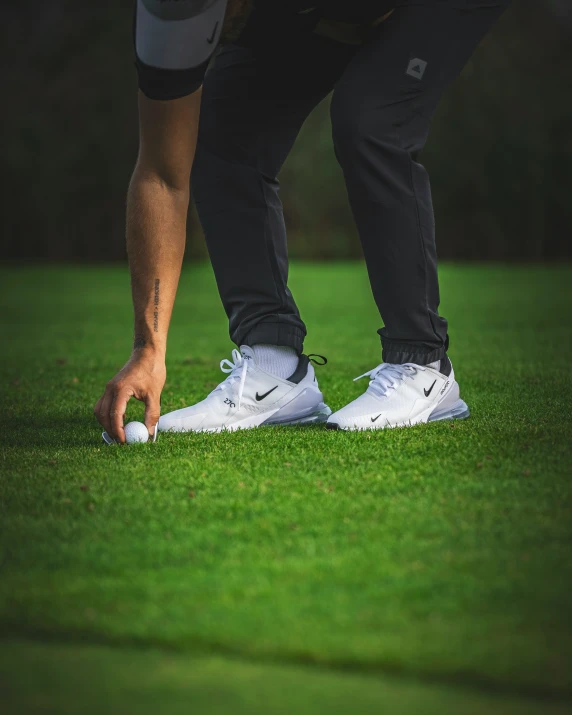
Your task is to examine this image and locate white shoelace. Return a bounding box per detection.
[218,349,250,410]
[354,362,425,399]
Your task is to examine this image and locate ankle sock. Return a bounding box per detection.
[428,356,452,376]
[253,344,299,379]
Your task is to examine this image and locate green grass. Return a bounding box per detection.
[2,640,571,715]
[1,263,571,714]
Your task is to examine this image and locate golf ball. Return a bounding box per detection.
[124,421,149,444]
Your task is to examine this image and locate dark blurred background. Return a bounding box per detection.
[3,0,571,262]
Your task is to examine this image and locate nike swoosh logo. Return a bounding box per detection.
[424,380,437,397]
[371,414,382,423]
[207,21,219,44]
[255,386,278,402]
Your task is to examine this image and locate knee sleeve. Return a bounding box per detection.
[134,0,227,100]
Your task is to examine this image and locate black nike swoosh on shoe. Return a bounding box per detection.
[207,21,219,44]
[371,414,382,423]
[424,380,437,397]
[255,386,279,402]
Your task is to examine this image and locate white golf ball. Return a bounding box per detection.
[124,421,149,444]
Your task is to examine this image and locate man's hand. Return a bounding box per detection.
[94,350,166,444]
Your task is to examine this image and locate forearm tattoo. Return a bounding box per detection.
[133,278,160,349]
[153,278,160,333]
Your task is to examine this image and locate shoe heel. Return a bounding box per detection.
[428,399,470,422]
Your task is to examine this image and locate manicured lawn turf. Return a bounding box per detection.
[1,264,571,713]
[2,640,571,715]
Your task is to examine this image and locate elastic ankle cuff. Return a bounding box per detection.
[241,323,305,355]
[380,335,449,366]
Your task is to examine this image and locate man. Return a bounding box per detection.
[95,0,509,442]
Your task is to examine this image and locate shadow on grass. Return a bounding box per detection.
[1,621,570,705]
[1,413,101,449]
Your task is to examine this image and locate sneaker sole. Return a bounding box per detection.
[326,399,470,431]
[263,405,332,427]
[171,405,332,434]
[428,398,470,422]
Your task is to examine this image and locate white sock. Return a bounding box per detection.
[428,358,450,375]
[252,344,299,379]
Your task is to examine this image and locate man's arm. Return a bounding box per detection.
[94,90,201,443]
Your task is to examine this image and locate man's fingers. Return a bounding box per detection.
[110,389,131,444]
[96,390,114,437]
[144,394,161,437]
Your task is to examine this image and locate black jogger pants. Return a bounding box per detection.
[192,2,508,364]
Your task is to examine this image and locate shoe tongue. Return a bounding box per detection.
[239,345,256,364]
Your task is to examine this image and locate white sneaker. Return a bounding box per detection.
[159,346,331,433]
[326,357,469,431]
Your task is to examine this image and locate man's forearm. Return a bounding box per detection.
[126,170,189,357]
